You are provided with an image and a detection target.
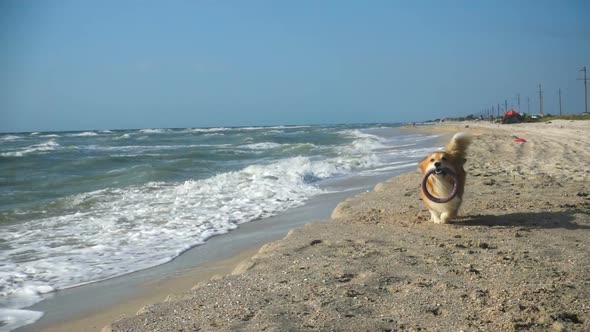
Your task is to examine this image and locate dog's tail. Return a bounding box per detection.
[444,132,472,158]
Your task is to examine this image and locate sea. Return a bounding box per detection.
[0,124,440,331]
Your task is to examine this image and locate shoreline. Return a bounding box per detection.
[23,189,350,332]
[106,120,590,331]
[40,247,261,332]
[21,132,435,332]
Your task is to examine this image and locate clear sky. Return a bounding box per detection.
[1,0,589,132]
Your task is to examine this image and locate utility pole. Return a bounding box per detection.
[517,94,521,111]
[579,66,588,114]
[505,99,508,112]
[497,103,500,117]
[538,84,544,115]
[558,88,562,116]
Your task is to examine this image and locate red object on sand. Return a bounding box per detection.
[514,138,527,143]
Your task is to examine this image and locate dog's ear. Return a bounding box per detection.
[417,156,429,173]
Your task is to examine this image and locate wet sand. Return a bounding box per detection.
[40,248,260,332]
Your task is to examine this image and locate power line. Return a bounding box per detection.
[538,84,544,116]
[558,88,562,116]
[479,66,588,119]
[579,66,588,114]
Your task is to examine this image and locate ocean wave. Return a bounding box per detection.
[189,125,310,133]
[70,132,98,137]
[0,125,436,331]
[262,130,284,135]
[82,143,230,153]
[280,143,317,152]
[0,140,60,157]
[339,129,385,141]
[0,308,44,332]
[189,127,228,133]
[114,133,132,140]
[0,135,22,142]
[139,129,170,134]
[0,147,381,317]
[237,142,319,155]
[239,142,283,150]
[338,129,387,154]
[239,125,311,131]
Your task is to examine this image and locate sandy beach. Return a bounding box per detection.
[37,248,260,332]
[84,120,590,331]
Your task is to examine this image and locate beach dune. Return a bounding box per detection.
[103,120,590,331]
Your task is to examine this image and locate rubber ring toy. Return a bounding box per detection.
[421,167,459,204]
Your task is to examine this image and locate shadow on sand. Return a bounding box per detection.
[453,210,590,230]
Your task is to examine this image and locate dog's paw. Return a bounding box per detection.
[439,212,451,224]
[429,211,441,224]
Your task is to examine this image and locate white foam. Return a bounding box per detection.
[114,133,132,140]
[190,127,228,133]
[239,125,310,131]
[0,135,22,142]
[0,153,349,310]
[263,129,284,135]
[139,128,169,134]
[340,129,385,141]
[0,142,386,310]
[70,132,98,137]
[0,308,43,332]
[189,125,310,133]
[281,143,318,152]
[0,140,60,157]
[240,142,283,150]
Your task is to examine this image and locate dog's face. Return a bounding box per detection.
[418,151,465,176]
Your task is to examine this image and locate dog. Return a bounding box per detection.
[418,132,472,224]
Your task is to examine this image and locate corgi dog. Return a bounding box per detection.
[418,132,472,224]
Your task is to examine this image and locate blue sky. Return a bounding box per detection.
[1,0,589,132]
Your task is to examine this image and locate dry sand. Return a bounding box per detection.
[105,120,590,331]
